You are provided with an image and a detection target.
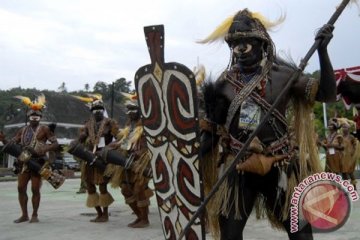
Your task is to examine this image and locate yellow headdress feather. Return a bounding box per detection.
[72,95,94,103]
[251,11,285,30]
[335,117,356,129]
[120,92,137,101]
[14,96,32,107]
[87,93,102,101]
[72,93,103,103]
[14,94,46,111]
[193,64,206,86]
[72,93,104,110]
[197,15,235,44]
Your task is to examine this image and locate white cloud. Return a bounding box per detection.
[0,0,359,91]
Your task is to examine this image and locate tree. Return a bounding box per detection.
[58,82,67,93]
[93,81,109,100]
[84,83,90,92]
[113,77,132,93]
[113,77,132,103]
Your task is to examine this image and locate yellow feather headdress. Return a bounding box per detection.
[198,8,285,44]
[14,94,46,111]
[72,93,104,110]
[197,15,235,44]
[72,93,102,103]
[120,92,138,108]
[120,92,137,101]
[335,117,356,130]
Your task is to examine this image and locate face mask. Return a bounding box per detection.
[29,116,41,121]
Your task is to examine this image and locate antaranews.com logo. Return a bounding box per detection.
[290,172,359,233]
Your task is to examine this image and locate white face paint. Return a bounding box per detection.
[29,116,41,121]
[92,109,104,114]
[234,43,253,55]
[126,110,138,115]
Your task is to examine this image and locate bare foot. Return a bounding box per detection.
[129,219,149,228]
[76,189,86,194]
[127,218,140,227]
[29,216,39,223]
[94,215,108,223]
[13,216,29,223]
[90,216,101,222]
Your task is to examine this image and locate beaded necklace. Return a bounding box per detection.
[21,125,39,147]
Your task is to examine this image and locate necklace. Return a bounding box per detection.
[240,72,257,83]
[327,131,337,143]
[21,125,39,146]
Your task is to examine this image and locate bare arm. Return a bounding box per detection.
[0,128,24,145]
[326,135,344,150]
[44,126,59,152]
[0,131,7,144]
[110,119,119,138]
[315,24,336,102]
[77,126,88,143]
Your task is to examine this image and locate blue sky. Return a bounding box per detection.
[0,0,359,91]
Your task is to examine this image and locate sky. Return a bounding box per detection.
[0,0,359,92]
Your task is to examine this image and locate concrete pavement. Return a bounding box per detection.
[0,178,359,240]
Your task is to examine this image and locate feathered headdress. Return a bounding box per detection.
[335,117,356,130]
[328,118,341,130]
[198,8,285,68]
[72,93,104,110]
[120,92,138,108]
[197,8,285,44]
[14,94,46,112]
[119,91,139,117]
[120,92,137,101]
[72,93,102,104]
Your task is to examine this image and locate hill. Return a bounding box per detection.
[0,88,127,139]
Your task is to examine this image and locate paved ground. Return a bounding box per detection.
[0,177,359,240]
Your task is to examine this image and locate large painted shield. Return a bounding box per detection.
[134,25,205,240]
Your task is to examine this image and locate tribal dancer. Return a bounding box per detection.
[321,119,344,174]
[338,118,358,189]
[0,94,59,223]
[198,9,336,240]
[111,93,153,228]
[75,94,119,222]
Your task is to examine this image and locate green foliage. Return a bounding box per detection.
[58,82,67,93]
[84,83,90,91]
[92,78,132,103]
[114,77,132,93]
[0,78,131,129]
[309,71,353,138]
